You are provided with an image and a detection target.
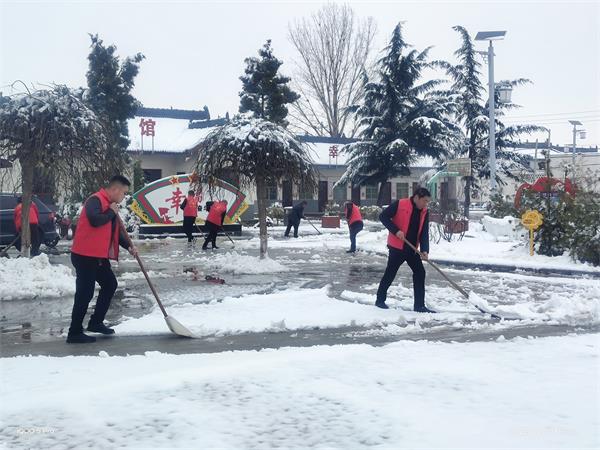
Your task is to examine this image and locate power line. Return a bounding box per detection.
[502,116,600,125]
[501,109,600,119]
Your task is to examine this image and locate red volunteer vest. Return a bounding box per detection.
[387,198,427,250]
[183,196,199,217]
[206,201,226,226]
[71,189,120,260]
[348,204,362,226]
[14,203,39,231]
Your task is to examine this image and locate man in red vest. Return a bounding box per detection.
[344,201,363,253]
[180,190,199,243]
[202,200,227,250]
[67,175,138,344]
[14,197,41,256]
[376,187,435,313]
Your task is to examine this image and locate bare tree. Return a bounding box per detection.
[288,3,376,138]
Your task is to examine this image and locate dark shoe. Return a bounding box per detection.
[87,322,115,335]
[375,301,389,309]
[346,249,356,254]
[202,245,208,250]
[66,333,96,344]
[414,306,436,313]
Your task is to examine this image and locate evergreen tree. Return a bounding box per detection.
[239,40,299,126]
[437,26,544,217]
[85,34,144,194]
[0,85,109,257]
[337,24,461,205]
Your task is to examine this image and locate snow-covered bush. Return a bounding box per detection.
[359,205,382,221]
[324,202,342,216]
[267,202,284,225]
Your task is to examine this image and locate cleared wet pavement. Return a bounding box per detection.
[1,234,598,356]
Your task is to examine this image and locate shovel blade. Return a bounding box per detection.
[165,316,195,338]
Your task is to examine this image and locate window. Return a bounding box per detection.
[143,169,162,183]
[266,184,278,201]
[298,183,314,200]
[365,184,378,201]
[333,183,347,204]
[396,182,409,199]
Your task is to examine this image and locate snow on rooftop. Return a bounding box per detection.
[305,141,438,168]
[127,117,217,153]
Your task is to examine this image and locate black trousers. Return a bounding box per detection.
[376,246,426,309]
[202,222,220,249]
[183,216,196,242]
[348,221,363,251]
[284,220,299,237]
[15,224,41,256]
[68,252,118,335]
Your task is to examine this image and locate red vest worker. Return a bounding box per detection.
[67,175,138,344]
[376,187,434,313]
[344,201,363,253]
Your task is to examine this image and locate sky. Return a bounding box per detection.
[1,0,599,148]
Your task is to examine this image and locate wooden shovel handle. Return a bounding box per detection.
[117,216,169,317]
[401,237,470,299]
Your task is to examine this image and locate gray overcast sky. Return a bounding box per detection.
[1,0,599,147]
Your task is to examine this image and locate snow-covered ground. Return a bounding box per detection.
[112,276,599,338]
[238,220,600,273]
[2,334,598,449]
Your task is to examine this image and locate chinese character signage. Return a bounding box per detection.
[130,173,248,225]
[139,118,156,150]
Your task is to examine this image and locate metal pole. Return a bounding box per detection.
[488,40,497,194]
[572,123,577,177]
[534,139,538,176]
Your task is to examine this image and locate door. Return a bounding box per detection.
[282,180,293,207]
[380,182,392,206]
[351,185,361,205]
[318,180,328,212]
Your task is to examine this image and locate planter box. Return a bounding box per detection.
[321,216,340,228]
[444,219,468,234]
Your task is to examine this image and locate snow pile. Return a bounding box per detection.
[1,334,597,449]
[197,251,290,275]
[468,291,493,311]
[0,254,74,300]
[535,293,600,325]
[114,287,405,336]
[481,215,526,241]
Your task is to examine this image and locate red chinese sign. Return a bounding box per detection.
[329,145,338,158]
[165,187,185,215]
[139,118,156,137]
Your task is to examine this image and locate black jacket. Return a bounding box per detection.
[288,203,306,224]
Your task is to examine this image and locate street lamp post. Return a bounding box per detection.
[475,31,507,196]
[568,120,584,179]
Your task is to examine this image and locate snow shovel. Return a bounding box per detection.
[118,217,195,338]
[220,226,236,247]
[305,217,322,235]
[401,237,502,320]
[0,233,20,257]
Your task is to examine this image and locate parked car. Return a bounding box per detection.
[0,193,60,249]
